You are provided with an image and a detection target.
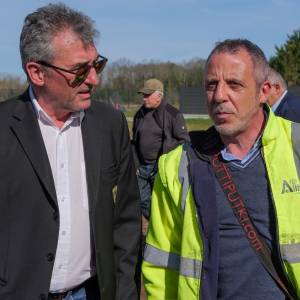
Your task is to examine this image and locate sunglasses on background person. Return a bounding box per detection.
[37,54,108,82]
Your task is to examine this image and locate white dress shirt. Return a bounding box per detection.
[29,86,97,293]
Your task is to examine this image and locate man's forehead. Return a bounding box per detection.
[52,30,79,46]
[205,50,252,77]
[52,30,88,50]
[51,30,97,63]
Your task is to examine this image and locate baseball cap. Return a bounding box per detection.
[138,78,164,94]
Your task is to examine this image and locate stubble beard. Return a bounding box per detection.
[53,91,92,113]
[63,98,91,113]
[212,104,259,136]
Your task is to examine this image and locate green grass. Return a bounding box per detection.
[127,118,212,139]
[184,118,213,131]
[124,111,138,118]
[123,104,180,118]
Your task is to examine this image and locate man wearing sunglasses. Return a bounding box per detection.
[0,3,141,300]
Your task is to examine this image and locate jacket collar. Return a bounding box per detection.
[262,103,281,146]
[81,104,103,213]
[190,104,277,159]
[11,87,58,207]
[140,99,166,115]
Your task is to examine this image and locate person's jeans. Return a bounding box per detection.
[137,164,157,221]
[62,282,100,300]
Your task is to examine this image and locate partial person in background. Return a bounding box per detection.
[0,3,141,300]
[131,78,190,221]
[267,67,300,122]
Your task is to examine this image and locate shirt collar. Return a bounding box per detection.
[155,99,164,112]
[220,107,268,164]
[29,85,85,124]
[221,135,262,164]
[271,90,287,113]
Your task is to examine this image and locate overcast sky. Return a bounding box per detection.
[1,0,299,77]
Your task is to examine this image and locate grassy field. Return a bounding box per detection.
[127,118,212,139]
[123,104,180,118]
[125,104,212,138]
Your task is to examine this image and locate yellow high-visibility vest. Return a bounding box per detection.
[142,109,300,300]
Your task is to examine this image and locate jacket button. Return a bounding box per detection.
[47,253,54,261]
[39,294,46,300]
[53,211,59,220]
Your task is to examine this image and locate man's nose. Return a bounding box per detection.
[84,66,99,86]
[214,82,227,103]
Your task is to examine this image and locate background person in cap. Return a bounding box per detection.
[267,67,300,122]
[131,78,189,221]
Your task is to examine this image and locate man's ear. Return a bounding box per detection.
[26,62,45,86]
[274,83,281,96]
[259,80,272,104]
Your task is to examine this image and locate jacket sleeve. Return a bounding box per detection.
[172,113,190,146]
[142,155,183,300]
[131,117,140,169]
[114,113,142,300]
[281,109,300,124]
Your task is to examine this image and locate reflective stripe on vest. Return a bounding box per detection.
[280,243,300,264]
[178,142,191,216]
[144,243,202,279]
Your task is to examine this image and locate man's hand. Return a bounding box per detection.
[136,169,140,175]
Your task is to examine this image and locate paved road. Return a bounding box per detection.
[127,114,209,122]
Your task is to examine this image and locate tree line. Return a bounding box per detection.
[0,57,206,91]
[2,26,300,99]
[0,74,28,101]
[0,58,206,103]
[269,28,300,86]
[0,73,27,90]
[97,57,206,91]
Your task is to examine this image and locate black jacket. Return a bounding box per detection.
[131,100,190,168]
[274,90,300,123]
[0,88,141,300]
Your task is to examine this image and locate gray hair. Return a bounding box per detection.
[205,39,268,92]
[268,68,287,90]
[155,91,163,98]
[20,3,100,83]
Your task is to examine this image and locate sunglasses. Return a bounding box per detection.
[37,54,108,82]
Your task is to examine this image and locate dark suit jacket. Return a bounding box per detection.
[274,90,300,123]
[0,88,142,300]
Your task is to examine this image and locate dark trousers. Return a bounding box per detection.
[137,164,157,221]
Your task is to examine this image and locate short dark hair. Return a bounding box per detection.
[205,39,268,90]
[20,2,100,83]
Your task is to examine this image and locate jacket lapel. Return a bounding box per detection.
[81,106,103,212]
[10,89,58,207]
